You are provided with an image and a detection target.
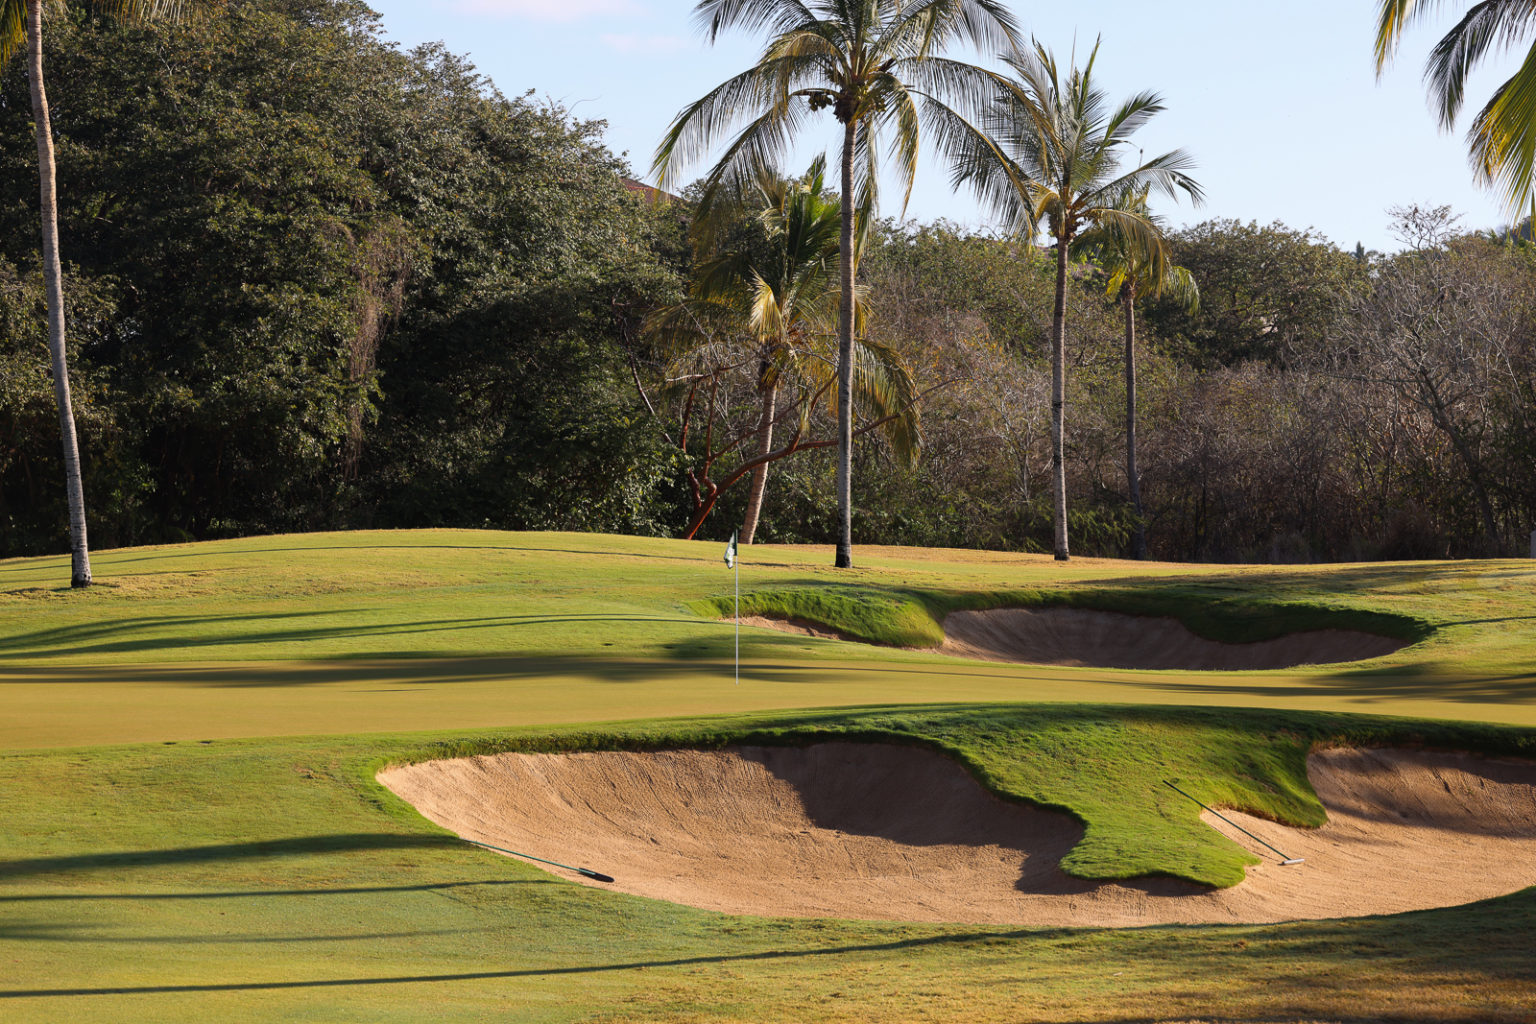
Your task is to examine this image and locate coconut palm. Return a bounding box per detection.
[948,39,1202,560]
[3,1,207,586]
[1375,1,1536,211]
[646,157,919,542]
[1076,188,1199,560]
[653,0,1020,568]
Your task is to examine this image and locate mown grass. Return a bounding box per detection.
[2,706,1534,1022]
[2,530,1535,1020]
[2,530,1534,751]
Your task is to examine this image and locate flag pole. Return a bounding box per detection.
[724,530,740,686]
[734,535,740,686]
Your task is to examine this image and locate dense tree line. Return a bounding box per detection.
[2,0,1533,562]
[0,0,685,555]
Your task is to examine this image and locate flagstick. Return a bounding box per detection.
[740,537,746,687]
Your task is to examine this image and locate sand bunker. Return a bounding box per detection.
[942,608,1406,669]
[740,607,1406,669]
[379,743,1536,927]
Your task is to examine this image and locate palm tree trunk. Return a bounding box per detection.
[833,118,856,569]
[27,1,91,587]
[739,372,777,544]
[1123,284,1146,559]
[1050,233,1070,561]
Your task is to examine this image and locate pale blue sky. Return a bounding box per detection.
[365,1,1518,252]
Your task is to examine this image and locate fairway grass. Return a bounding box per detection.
[2,530,1535,1021]
[2,530,1535,748]
[3,708,1535,1022]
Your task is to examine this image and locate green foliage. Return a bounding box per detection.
[1144,219,1364,367]
[0,0,684,553]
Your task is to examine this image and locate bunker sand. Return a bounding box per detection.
[745,607,1407,670]
[380,744,1536,926]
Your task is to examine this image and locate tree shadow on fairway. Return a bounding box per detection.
[0,927,1066,998]
[0,922,479,945]
[5,889,1536,1002]
[0,651,977,689]
[0,611,707,661]
[0,833,464,880]
[0,879,538,902]
[1113,659,1536,705]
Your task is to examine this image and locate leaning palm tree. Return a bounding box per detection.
[949,39,1202,560]
[3,1,209,586]
[1375,1,1536,212]
[1076,188,1199,560]
[646,156,919,542]
[654,0,1020,568]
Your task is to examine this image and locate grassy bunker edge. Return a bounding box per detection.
[371,703,1536,889]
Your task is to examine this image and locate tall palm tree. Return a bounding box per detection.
[1077,188,1199,560]
[2,1,206,586]
[949,39,1201,560]
[646,156,919,542]
[654,0,1020,568]
[1375,1,1536,212]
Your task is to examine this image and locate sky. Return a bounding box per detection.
[362,1,1522,253]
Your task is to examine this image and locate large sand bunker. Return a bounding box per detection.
[379,743,1536,927]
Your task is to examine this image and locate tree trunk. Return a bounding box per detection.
[1123,283,1146,559]
[739,372,777,544]
[27,1,91,587]
[1050,232,1070,561]
[833,118,856,569]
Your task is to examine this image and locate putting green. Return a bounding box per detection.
[1,529,1534,748]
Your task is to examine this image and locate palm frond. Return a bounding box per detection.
[0,1,23,69]
[1467,41,1536,208]
[1375,0,1442,70]
[849,335,921,465]
[1424,0,1534,128]
[693,0,818,42]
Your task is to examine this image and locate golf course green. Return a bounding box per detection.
[3,529,1534,1021]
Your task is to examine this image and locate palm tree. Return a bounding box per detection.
[654,0,1020,568]
[2,1,207,586]
[645,157,919,542]
[1076,188,1199,560]
[949,39,1202,560]
[1375,1,1536,212]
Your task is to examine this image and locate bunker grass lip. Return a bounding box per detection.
[381,742,1536,927]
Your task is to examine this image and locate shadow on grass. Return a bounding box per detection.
[1117,659,1536,705]
[0,611,708,660]
[0,834,462,880]
[4,889,1535,999]
[0,879,541,901]
[0,924,478,945]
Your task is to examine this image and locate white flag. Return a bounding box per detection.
[723,530,737,569]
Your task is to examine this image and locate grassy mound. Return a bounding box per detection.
[696,581,1431,652]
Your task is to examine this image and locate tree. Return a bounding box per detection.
[640,157,919,542]
[1375,0,1536,212]
[1330,220,1529,554]
[1,0,216,585]
[653,0,1019,568]
[950,39,1201,560]
[0,2,685,549]
[1077,188,1199,559]
[1141,219,1362,368]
